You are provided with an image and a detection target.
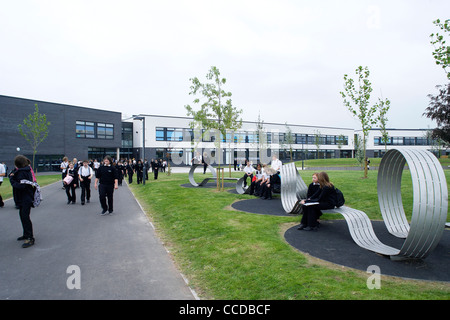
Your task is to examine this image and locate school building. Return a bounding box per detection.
[0,95,443,171]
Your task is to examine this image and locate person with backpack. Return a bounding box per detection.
[9,155,36,248]
[298,171,338,231]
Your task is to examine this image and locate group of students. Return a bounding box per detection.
[241,155,282,200]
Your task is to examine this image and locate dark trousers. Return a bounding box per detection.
[243,174,253,187]
[99,184,114,213]
[137,171,143,184]
[128,172,133,184]
[154,169,158,180]
[65,183,76,202]
[80,178,91,203]
[19,204,33,239]
[301,203,332,227]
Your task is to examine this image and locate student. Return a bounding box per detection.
[250,163,264,196]
[64,162,77,204]
[153,159,159,180]
[126,160,134,184]
[135,160,143,184]
[116,161,125,186]
[9,155,36,248]
[78,160,94,205]
[270,155,282,173]
[95,156,119,215]
[60,157,69,188]
[259,167,279,200]
[242,160,255,187]
[298,172,337,231]
[0,161,5,207]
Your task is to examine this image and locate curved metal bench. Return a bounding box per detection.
[283,149,448,260]
[189,164,239,187]
[188,164,216,187]
[280,162,308,214]
[377,148,448,259]
[236,177,251,194]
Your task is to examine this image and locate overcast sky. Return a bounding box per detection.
[1,0,449,130]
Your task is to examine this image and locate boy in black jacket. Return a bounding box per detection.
[9,155,36,248]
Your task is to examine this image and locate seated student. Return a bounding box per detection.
[270,155,282,173]
[258,166,273,199]
[260,167,280,200]
[242,160,254,187]
[252,163,267,196]
[249,163,263,196]
[298,172,337,231]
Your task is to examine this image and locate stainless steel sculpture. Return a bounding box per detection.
[280,162,308,214]
[188,164,217,187]
[282,149,448,259]
[377,148,448,259]
[236,177,251,194]
[188,164,239,187]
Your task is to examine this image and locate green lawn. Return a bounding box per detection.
[0,174,62,201]
[129,169,450,300]
[295,156,450,169]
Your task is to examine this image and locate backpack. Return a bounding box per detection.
[335,188,345,207]
[20,179,42,207]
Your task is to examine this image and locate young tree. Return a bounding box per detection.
[282,123,295,162]
[340,66,378,178]
[425,19,450,145]
[314,129,322,159]
[185,66,243,188]
[18,103,51,171]
[430,18,450,80]
[376,97,391,151]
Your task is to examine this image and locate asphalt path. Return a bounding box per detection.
[0,180,196,300]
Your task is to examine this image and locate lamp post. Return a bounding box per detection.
[133,115,146,185]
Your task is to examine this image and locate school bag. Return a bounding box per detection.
[335,188,345,207]
[20,179,42,207]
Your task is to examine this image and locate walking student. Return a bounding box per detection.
[94,156,119,215]
[78,160,93,205]
[64,162,77,204]
[0,161,5,207]
[9,155,36,248]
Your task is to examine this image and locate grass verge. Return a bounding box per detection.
[129,169,450,300]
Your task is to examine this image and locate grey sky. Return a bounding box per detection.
[0,0,448,130]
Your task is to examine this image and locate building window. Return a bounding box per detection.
[76,121,95,138]
[76,121,114,139]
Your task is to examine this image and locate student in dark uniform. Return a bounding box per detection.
[135,160,143,184]
[298,172,337,231]
[153,159,159,180]
[94,156,119,215]
[64,162,77,204]
[126,160,134,184]
[9,155,36,248]
[78,160,93,205]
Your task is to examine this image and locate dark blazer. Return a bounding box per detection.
[9,166,34,207]
[306,185,337,209]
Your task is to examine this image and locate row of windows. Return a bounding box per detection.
[76,121,114,139]
[155,127,348,145]
[374,136,434,146]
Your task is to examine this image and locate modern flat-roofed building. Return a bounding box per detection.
[0,95,445,171]
[0,95,122,172]
[128,114,356,166]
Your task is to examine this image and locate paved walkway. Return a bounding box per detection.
[0,180,196,300]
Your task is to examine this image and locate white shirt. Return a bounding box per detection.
[61,161,68,173]
[271,159,282,171]
[0,163,5,182]
[243,165,254,175]
[78,166,93,177]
